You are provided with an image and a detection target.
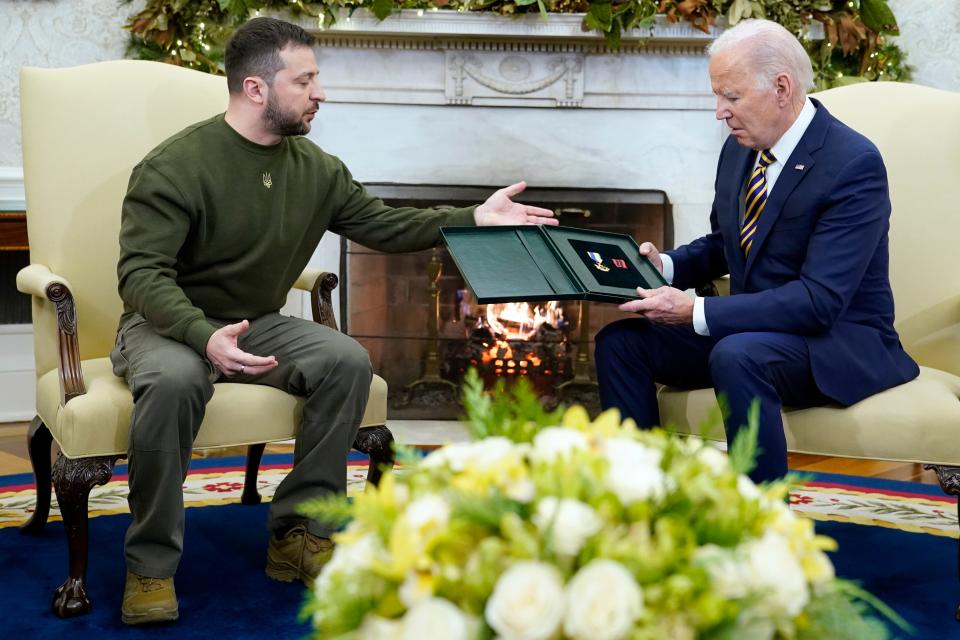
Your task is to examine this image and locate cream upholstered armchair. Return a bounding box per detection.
[17,60,393,618]
[658,82,960,615]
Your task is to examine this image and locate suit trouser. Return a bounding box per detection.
[110,312,372,578]
[594,319,829,483]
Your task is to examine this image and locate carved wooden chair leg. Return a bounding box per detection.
[50,452,117,618]
[924,464,960,622]
[20,417,53,535]
[353,425,395,488]
[242,443,267,505]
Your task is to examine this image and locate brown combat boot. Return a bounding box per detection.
[265,524,335,586]
[121,571,179,625]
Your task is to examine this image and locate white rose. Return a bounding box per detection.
[486,561,565,640]
[314,533,383,595]
[697,445,730,475]
[563,560,643,640]
[532,497,602,557]
[733,611,776,640]
[531,427,589,464]
[737,474,761,500]
[693,544,749,599]
[400,597,471,640]
[505,478,536,503]
[424,438,521,473]
[467,436,519,470]
[744,531,809,618]
[357,614,402,639]
[423,443,474,472]
[403,494,451,533]
[603,438,666,505]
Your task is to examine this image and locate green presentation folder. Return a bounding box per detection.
[440,225,668,304]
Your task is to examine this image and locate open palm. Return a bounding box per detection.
[474,181,559,226]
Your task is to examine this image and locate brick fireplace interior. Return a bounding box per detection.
[343,184,673,418]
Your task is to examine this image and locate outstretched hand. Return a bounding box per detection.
[618,286,694,325]
[206,320,278,377]
[474,181,559,227]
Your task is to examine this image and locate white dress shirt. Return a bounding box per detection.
[660,97,818,335]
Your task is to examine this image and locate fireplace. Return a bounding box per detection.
[341,184,672,417]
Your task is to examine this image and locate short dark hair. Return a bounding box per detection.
[225,17,316,94]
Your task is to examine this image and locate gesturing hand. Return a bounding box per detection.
[474,181,559,227]
[618,287,694,325]
[205,320,278,377]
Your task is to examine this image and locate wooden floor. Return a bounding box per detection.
[0,421,941,486]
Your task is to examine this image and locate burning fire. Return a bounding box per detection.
[480,340,543,374]
[476,302,563,375]
[485,301,563,341]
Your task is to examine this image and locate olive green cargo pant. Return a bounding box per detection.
[110,312,372,578]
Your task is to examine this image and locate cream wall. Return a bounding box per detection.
[0,0,957,167]
[0,0,144,169]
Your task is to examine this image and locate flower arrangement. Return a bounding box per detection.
[299,371,904,639]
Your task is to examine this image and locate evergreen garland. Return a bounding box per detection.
[123,0,910,89]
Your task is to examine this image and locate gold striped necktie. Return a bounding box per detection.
[740,149,776,256]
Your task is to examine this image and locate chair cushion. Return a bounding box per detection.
[37,358,388,458]
[657,366,960,465]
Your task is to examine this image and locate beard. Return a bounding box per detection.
[263,93,314,137]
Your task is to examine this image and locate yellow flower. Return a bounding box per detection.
[801,548,836,586]
[561,406,637,440]
[561,404,593,431]
[590,407,629,438]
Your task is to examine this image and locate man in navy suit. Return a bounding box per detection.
[594,19,919,482]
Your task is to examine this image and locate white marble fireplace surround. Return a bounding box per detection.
[300,11,730,252]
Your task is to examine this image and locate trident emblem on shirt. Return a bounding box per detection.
[262,172,273,189]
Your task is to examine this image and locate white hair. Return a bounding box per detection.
[708,19,814,96]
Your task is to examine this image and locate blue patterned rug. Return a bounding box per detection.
[1,455,956,638]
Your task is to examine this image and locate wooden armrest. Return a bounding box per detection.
[16,263,86,405]
[293,268,340,331]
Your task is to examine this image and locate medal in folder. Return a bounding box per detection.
[441,225,668,304]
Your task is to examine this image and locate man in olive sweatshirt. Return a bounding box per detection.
[114,17,556,625]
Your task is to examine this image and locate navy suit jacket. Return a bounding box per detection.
[667,100,918,405]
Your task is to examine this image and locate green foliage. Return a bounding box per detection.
[727,398,760,476]
[461,368,563,443]
[122,0,911,87]
[296,490,353,527]
[796,579,911,640]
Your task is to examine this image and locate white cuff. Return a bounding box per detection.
[660,253,674,285]
[693,296,710,336]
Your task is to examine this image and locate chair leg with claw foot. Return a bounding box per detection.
[50,453,118,618]
[352,425,395,488]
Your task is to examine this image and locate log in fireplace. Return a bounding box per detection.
[341,184,673,418]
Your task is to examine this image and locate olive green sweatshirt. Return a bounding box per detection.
[118,114,476,355]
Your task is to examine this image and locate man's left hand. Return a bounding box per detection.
[619,286,694,324]
[474,181,559,226]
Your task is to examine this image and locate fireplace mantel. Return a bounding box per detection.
[308,11,724,43]
[291,10,732,109]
